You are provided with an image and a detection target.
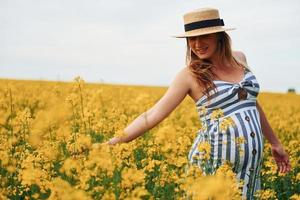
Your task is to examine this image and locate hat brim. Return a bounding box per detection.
[172,27,236,38]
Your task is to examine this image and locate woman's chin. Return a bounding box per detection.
[196,53,211,60]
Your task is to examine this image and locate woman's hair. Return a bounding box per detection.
[186,31,249,102]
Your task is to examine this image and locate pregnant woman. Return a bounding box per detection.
[106,7,291,199]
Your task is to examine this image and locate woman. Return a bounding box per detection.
[105,7,291,199]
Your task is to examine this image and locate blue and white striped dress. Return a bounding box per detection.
[188,65,264,199]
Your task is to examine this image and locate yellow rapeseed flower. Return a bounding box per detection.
[121,167,146,190]
[254,189,277,200]
[220,116,236,133]
[211,108,224,121]
[197,141,211,160]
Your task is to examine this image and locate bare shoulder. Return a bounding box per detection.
[178,65,192,76]
[233,50,248,64]
[176,66,193,84]
[173,66,199,94]
[180,66,206,102]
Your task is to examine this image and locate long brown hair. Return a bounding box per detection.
[186,31,248,102]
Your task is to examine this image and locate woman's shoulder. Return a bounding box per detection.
[232,50,252,71]
[173,66,194,88]
[180,66,196,89]
[233,50,247,64]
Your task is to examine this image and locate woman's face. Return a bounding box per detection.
[188,33,218,60]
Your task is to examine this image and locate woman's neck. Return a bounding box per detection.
[209,54,233,71]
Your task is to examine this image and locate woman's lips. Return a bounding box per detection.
[196,47,208,54]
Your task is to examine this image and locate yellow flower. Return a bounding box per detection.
[74,76,85,85]
[182,168,242,200]
[48,177,92,200]
[197,141,211,160]
[236,136,247,145]
[101,190,115,200]
[220,117,236,133]
[1,76,299,199]
[211,108,224,121]
[254,189,277,200]
[124,187,149,200]
[290,194,300,200]
[197,105,208,116]
[59,157,82,177]
[121,167,145,190]
[294,172,300,182]
[144,160,162,172]
[85,143,115,176]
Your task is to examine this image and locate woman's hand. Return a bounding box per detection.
[271,144,291,173]
[106,137,123,145]
[91,137,123,149]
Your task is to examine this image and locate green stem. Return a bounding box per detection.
[9,88,14,137]
[78,83,87,134]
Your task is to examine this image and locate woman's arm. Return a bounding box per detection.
[256,102,281,146]
[235,50,281,145]
[107,67,191,144]
[237,50,291,173]
[256,102,291,173]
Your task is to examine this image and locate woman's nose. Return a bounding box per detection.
[194,37,204,46]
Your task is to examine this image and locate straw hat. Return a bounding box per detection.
[173,7,236,38]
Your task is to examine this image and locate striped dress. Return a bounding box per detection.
[187,65,264,199]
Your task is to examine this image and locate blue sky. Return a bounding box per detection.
[1,0,299,93]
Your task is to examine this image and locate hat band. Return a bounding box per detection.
[184,18,224,32]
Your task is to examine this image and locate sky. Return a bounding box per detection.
[1,0,300,93]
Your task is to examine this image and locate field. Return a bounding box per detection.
[0,77,299,200]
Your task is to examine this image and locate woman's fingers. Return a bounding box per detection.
[284,162,290,173]
[277,159,291,173]
[283,155,291,173]
[285,159,291,173]
[278,162,284,173]
[107,137,121,145]
[272,146,292,174]
[282,162,287,173]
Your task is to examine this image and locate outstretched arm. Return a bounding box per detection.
[107,67,191,144]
